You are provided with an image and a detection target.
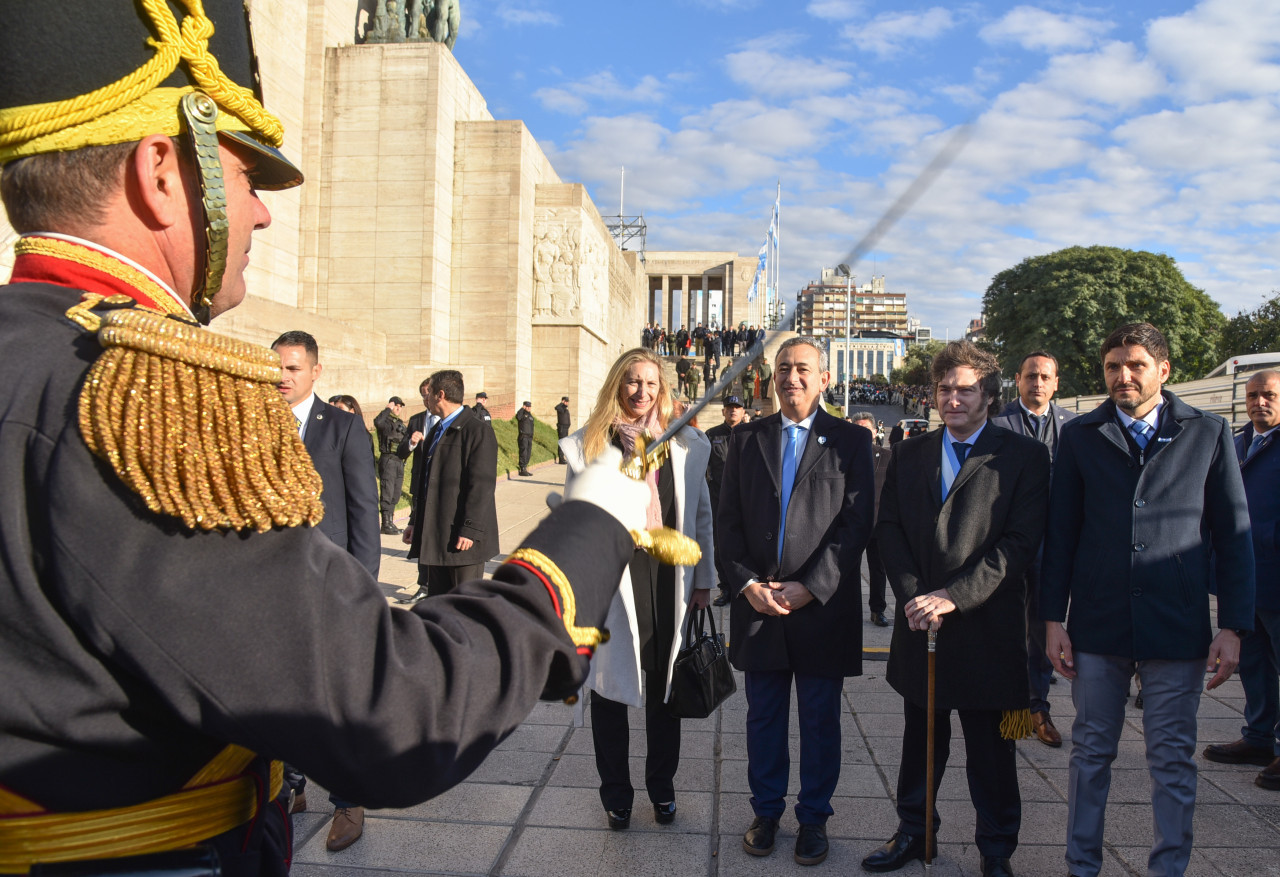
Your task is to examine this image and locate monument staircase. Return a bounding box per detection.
[657,330,796,425]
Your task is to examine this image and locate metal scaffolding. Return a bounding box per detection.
[605,214,647,260]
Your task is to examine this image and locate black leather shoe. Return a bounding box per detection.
[1204,738,1275,766]
[871,611,889,627]
[713,590,730,607]
[861,831,924,872]
[606,808,631,830]
[794,823,829,866]
[394,589,428,605]
[653,801,676,824]
[981,855,1014,877]
[742,816,779,856]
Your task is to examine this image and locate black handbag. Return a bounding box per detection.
[667,607,736,719]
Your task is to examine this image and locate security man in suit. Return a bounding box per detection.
[852,411,891,627]
[865,341,1050,877]
[273,330,381,849]
[374,396,409,534]
[990,351,1077,748]
[707,395,746,607]
[1203,369,1280,789]
[717,337,874,867]
[556,396,572,463]
[1041,323,1254,877]
[0,4,649,872]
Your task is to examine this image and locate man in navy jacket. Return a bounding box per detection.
[1203,369,1280,789]
[1041,323,1255,877]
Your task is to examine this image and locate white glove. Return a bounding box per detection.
[557,446,649,534]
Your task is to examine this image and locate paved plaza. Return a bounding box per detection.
[292,460,1280,877]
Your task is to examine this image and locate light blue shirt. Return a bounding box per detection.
[941,422,985,499]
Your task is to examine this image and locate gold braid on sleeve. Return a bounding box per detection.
[506,547,608,649]
[72,298,324,533]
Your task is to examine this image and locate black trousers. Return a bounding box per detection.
[418,562,486,597]
[591,682,681,810]
[517,435,533,470]
[377,454,404,519]
[895,700,1021,857]
[865,538,887,614]
[557,426,569,463]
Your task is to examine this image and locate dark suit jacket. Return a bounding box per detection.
[1040,391,1255,660]
[403,406,499,567]
[1238,428,1280,610]
[877,422,1050,710]
[302,396,380,576]
[717,408,874,677]
[990,400,1076,460]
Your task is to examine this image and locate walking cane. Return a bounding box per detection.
[924,625,937,869]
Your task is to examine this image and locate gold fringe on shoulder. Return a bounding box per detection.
[999,708,1034,741]
[74,303,324,532]
[630,527,702,566]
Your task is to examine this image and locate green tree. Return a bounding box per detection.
[982,246,1224,396]
[1218,291,1280,362]
[890,340,943,386]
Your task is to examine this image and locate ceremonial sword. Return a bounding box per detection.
[638,124,972,468]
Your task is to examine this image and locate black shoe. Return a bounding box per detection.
[395,589,428,605]
[713,590,730,607]
[861,831,924,873]
[1134,694,1143,710]
[1203,738,1276,766]
[653,801,676,824]
[518,469,534,477]
[380,522,401,535]
[743,816,779,856]
[795,824,829,866]
[871,611,889,627]
[606,808,631,830]
[981,855,1014,877]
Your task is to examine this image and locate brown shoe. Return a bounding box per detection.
[1204,738,1274,766]
[289,790,307,814]
[1257,757,1280,790]
[325,806,365,851]
[1033,711,1062,747]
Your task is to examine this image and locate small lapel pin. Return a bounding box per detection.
[1157,436,1171,442]
[817,435,827,445]
[317,414,323,420]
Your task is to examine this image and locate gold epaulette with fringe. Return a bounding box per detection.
[68,295,324,533]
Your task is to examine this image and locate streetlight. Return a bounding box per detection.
[835,263,853,416]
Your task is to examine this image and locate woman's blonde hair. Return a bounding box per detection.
[582,347,675,462]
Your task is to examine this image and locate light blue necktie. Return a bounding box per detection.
[778,424,803,563]
[1248,433,1265,458]
[1130,420,1150,449]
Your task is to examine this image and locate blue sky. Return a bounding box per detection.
[453,0,1280,339]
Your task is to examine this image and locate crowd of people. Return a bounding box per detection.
[2,7,1276,877]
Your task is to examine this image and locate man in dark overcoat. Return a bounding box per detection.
[717,337,874,867]
[1203,369,1280,788]
[402,370,499,600]
[515,400,535,475]
[852,411,891,627]
[1041,323,1254,877]
[990,351,1076,747]
[864,341,1049,877]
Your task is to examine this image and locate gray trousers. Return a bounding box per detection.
[1067,653,1203,877]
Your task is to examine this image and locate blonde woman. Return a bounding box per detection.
[560,348,715,830]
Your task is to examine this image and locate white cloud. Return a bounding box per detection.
[724,50,854,96]
[844,8,956,58]
[979,6,1113,52]
[534,71,666,115]
[1147,0,1280,101]
[493,2,558,27]
[806,0,865,21]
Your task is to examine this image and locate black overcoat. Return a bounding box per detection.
[717,408,874,677]
[1040,392,1255,659]
[877,422,1050,711]
[405,406,499,567]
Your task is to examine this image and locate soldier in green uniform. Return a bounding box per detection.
[0,3,654,874]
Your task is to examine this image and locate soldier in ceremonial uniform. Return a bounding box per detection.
[0,3,653,874]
